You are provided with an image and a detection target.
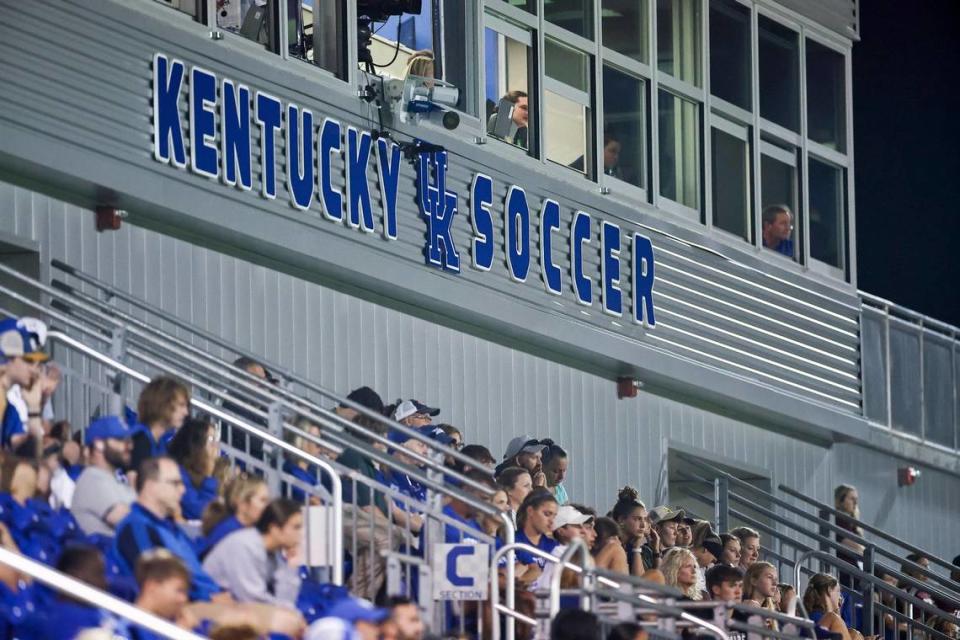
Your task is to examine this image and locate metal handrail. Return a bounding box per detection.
[793,550,960,627]
[45,261,491,475]
[0,547,205,640]
[548,538,593,617]
[778,483,960,583]
[47,330,345,585]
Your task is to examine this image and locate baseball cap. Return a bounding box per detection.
[0,318,49,363]
[325,597,389,624]
[419,424,454,446]
[393,399,440,421]
[85,415,132,445]
[649,505,685,524]
[502,435,546,461]
[703,534,724,560]
[343,386,385,414]
[553,505,591,531]
[387,427,418,446]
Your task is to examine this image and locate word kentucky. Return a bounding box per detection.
[150,53,656,327]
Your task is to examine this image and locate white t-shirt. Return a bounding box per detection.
[6,386,54,422]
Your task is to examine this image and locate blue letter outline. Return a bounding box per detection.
[189,65,219,179]
[286,103,315,210]
[345,126,375,232]
[504,186,530,283]
[632,233,657,328]
[376,137,401,239]
[539,199,562,295]
[152,53,187,168]
[317,117,343,221]
[254,91,282,200]
[601,221,623,317]
[220,78,252,191]
[571,211,593,306]
[470,173,494,272]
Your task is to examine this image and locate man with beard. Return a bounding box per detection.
[71,415,136,536]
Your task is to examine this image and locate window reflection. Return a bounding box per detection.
[711,126,751,241]
[602,65,646,188]
[759,15,800,131]
[809,158,845,268]
[806,40,846,151]
[602,0,648,63]
[709,0,751,110]
[657,0,702,86]
[658,90,700,209]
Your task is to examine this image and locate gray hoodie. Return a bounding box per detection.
[202,527,301,607]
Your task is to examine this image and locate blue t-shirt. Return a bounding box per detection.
[0,402,24,449]
[441,505,484,544]
[773,238,795,258]
[178,465,219,521]
[515,528,557,568]
[376,468,427,511]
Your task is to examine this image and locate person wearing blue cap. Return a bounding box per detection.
[304,597,389,640]
[376,428,429,535]
[0,317,49,451]
[71,415,136,537]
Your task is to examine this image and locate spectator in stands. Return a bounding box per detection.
[461,444,496,467]
[487,90,529,150]
[71,416,135,537]
[435,424,463,450]
[391,400,439,428]
[282,416,336,503]
[804,573,863,640]
[41,544,116,638]
[0,317,49,451]
[130,376,191,478]
[382,596,425,640]
[834,484,865,587]
[592,516,629,575]
[541,439,569,505]
[530,505,592,591]
[198,473,270,559]
[550,609,600,640]
[570,132,623,178]
[404,50,434,81]
[378,428,431,534]
[130,549,193,632]
[706,564,744,602]
[233,356,277,385]
[570,503,597,549]
[5,318,58,437]
[478,486,510,538]
[442,468,494,544]
[900,553,936,606]
[676,517,694,548]
[610,487,655,575]
[497,436,547,488]
[515,489,559,583]
[661,547,701,600]
[608,623,644,640]
[690,521,722,596]
[113,456,229,602]
[168,416,226,520]
[334,386,385,422]
[743,561,779,620]
[305,598,388,640]
[496,466,533,527]
[203,498,303,607]
[719,533,742,568]
[778,583,797,616]
[649,506,685,551]
[761,205,795,257]
[731,526,761,572]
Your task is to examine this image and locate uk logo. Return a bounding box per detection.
[417,150,461,272]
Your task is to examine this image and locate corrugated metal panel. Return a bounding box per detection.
[0,0,864,421]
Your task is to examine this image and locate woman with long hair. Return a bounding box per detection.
[130,376,190,476]
[197,473,270,559]
[743,561,780,630]
[540,439,569,505]
[167,415,228,520]
[496,466,533,527]
[514,489,558,586]
[661,547,701,600]
[834,484,865,587]
[592,516,629,575]
[803,573,864,640]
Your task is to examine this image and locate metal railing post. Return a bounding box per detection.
[817,507,832,571]
[714,476,729,533]
[108,327,127,416]
[862,544,875,636]
[266,401,284,497]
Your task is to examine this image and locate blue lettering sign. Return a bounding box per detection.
[189,66,219,179]
[286,104,314,210]
[318,117,343,221]
[504,186,530,282]
[632,233,656,327]
[418,151,460,272]
[346,127,375,232]
[601,221,623,316]
[446,546,476,588]
[470,174,494,271]
[539,199,562,295]
[152,54,186,168]
[376,138,401,239]
[571,211,593,306]
[220,79,252,190]
[254,91,282,199]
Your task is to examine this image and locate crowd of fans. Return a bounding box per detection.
[0,313,958,640]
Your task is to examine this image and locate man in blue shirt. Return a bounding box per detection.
[762,204,796,258]
[112,456,228,603]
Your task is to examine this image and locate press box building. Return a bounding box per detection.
[1,0,958,560]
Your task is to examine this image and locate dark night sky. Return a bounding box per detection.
[853,0,960,326]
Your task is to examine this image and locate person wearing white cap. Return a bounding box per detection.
[529,504,592,592]
[5,317,58,433]
[0,317,51,451]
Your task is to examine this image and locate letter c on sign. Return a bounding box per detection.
[446,545,476,587]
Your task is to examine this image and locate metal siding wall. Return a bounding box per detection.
[5,181,960,557]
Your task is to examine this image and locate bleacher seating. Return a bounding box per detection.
[0,260,958,640]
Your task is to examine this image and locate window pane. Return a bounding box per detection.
[603,65,646,188]
[760,153,799,261]
[545,39,589,92]
[658,90,700,209]
[546,0,593,38]
[442,0,475,114]
[485,25,534,154]
[657,0,702,87]
[711,127,751,241]
[758,15,799,131]
[808,158,845,268]
[709,0,751,110]
[806,40,846,151]
[220,0,280,55]
[367,4,435,76]
[602,0,648,63]
[546,91,590,173]
[503,0,536,15]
